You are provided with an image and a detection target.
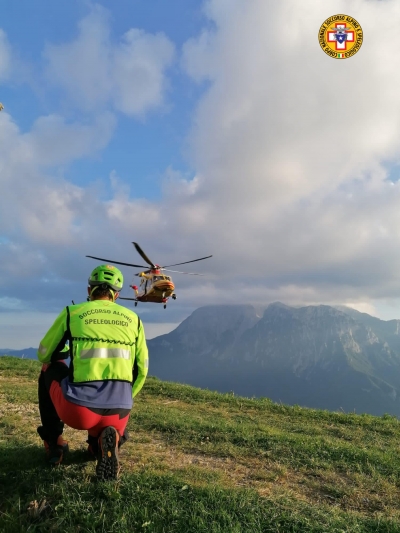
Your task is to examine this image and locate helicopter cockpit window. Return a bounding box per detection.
[164,276,171,281]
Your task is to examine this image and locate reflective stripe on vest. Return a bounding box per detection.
[38,343,47,355]
[80,348,131,360]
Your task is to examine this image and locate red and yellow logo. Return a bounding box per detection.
[319,15,363,59]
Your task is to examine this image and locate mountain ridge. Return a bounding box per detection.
[0,347,37,359]
[148,303,400,416]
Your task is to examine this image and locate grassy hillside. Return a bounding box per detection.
[1,357,400,532]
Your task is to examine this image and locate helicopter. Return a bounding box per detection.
[86,242,212,308]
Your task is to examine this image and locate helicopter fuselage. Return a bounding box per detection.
[131,269,175,303]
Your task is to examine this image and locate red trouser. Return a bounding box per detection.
[37,362,130,442]
[49,380,130,438]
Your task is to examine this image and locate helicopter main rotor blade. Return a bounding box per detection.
[162,255,213,268]
[118,297,138,301]
[162,269,205,275]
[86,255,147,269]
[133,242,156,268]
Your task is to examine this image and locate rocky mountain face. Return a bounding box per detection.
[152,305,261,356]
[148,303,400,416]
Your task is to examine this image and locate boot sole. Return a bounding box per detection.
[96,427,119,481]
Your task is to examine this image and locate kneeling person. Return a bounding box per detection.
[37,265,148,480]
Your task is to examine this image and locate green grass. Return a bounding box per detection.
[1,356,400,532]
[0,356,42,380]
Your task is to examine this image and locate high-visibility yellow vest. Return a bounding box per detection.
[38,300,148,397]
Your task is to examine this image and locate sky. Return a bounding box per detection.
[2,0,400,348]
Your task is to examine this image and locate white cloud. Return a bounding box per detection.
[144,322,180,339]
[44,4,175,116]
[113,29,175,115]
[343,302,379,317]
[26,112,116,166]
[0,297,25,311]
[6,0,400,349]
[0,110,116,245]
[183,0,400,207]
[173,0,400,300]
[44,5,112,109]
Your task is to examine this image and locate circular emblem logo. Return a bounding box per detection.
[318,15,363,59]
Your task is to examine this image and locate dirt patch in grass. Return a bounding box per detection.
[0,399,38,417]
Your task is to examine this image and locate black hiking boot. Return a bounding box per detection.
[96,426,120,481]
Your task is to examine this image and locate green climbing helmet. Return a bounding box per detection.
[88,264,124,292]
